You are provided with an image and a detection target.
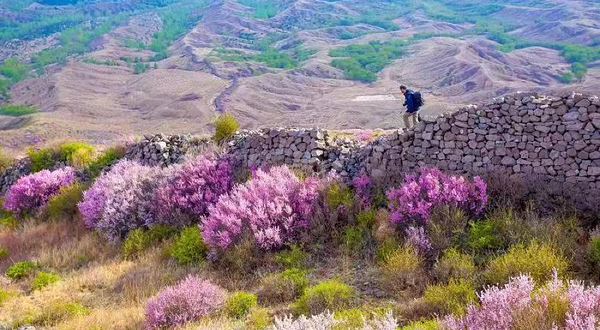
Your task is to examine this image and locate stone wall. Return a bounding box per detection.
[1,92,599,195]
[228,92,600,190]
[0,159,30,195]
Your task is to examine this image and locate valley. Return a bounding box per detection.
[0,0,599,152]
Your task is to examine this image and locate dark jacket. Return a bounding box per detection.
[403,89,419,113]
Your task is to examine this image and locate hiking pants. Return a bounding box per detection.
[403,111,419,128]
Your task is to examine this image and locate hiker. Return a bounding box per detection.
[400,85,423,129]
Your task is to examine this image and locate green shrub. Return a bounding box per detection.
[342,225,365,252]
[356,209,376,228]
[45,182,86,221]
[27,147,58,172]
[423,279,477,316]
[0,288,16,306]
[212,113,239,143]
[380,245,424,293]
[258,268,309,304]
[589,237,600,267]
[468,219,504,251]
[169,226,207,265]
[433,248,476,283]
[275,245,308,269]
[85,145,125,178]
[59,141,95,167]
[30,301,90,327]
[246,307,271,330]
[560,72,575,84]
[226,291,258,319]
[123,225,177,258]
[426,207,469,253]
[375,237,399,263]
[293,279,355,315]
[485,241,569,285]
[399,319,440,330]
[0,58,29,83]
[325,182,354,210]
[0,104,37,116]
[5,260,37,280]
[31,271,61,290]
[0,247,8,260]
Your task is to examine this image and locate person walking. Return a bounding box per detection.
[400,85,423,129]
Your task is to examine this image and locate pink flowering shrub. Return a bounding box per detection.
[386,168,487,226]
[352,173,373,210]
[443,272,600,330]
[3,167,77,217]
[78,160,159,240]
[154,155,234,227]
[145,275,226,329]
[356,130,374,142]
[201,165,322,251]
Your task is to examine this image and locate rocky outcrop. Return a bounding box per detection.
[0,159,31,195]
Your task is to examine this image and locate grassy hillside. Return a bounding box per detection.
[1,137,599,329]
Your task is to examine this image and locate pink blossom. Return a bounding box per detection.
[3,167,77,217]
[386,168,487,226]
[145,275,226,329]
[201,165,323,251]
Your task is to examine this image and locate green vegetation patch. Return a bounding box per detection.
[31,271,61,290]
[330,40,408,83]
[0,105,37,117]
[5,260,38,280]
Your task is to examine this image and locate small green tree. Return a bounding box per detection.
[560,72,574,84]
[571,62,587,82]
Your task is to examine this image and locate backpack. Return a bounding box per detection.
[413,91,424,108]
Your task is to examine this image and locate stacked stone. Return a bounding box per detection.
[124,134,198,167]
[228,128,329,169]
[360,92,600,189]
[0,159,31,194]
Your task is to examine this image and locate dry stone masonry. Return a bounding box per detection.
[1,92,599,195]
[228,92,600,191]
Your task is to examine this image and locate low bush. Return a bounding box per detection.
[58,141,95,168]
[155,155,234,227]
[443,273,586,330]
[225,291,258,319]
[0,288,16,306]
[423,279,477,316]
[5,260,37,280]
[84,145,126,178]
[31,271,61,290]
[246,307,271,330]
[78,160,159,240]
[3,167,77,218]
[274,245,308,269]
[122,225,177,258]
[202,166,322,251]
[293,279,355,315]
[258,268,309,304]
[426,207,469,254]
[324,181,354,211]
[485,241,568,285]
[589,236,600,269]
[272,311,398,329]
[169,226,207,265]
[145,275,226,329]
[212,113,239,143]
[27,147,58,172]
[28,301,90,327]
[400,319,440,330]
[44,182,86,221]
[380,245,424,294]
[0,247,8,259]
[433,248,476,284]
[386,168,487,226]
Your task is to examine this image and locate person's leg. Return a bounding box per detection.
[412,112,419,126]
[402,112,411,128]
